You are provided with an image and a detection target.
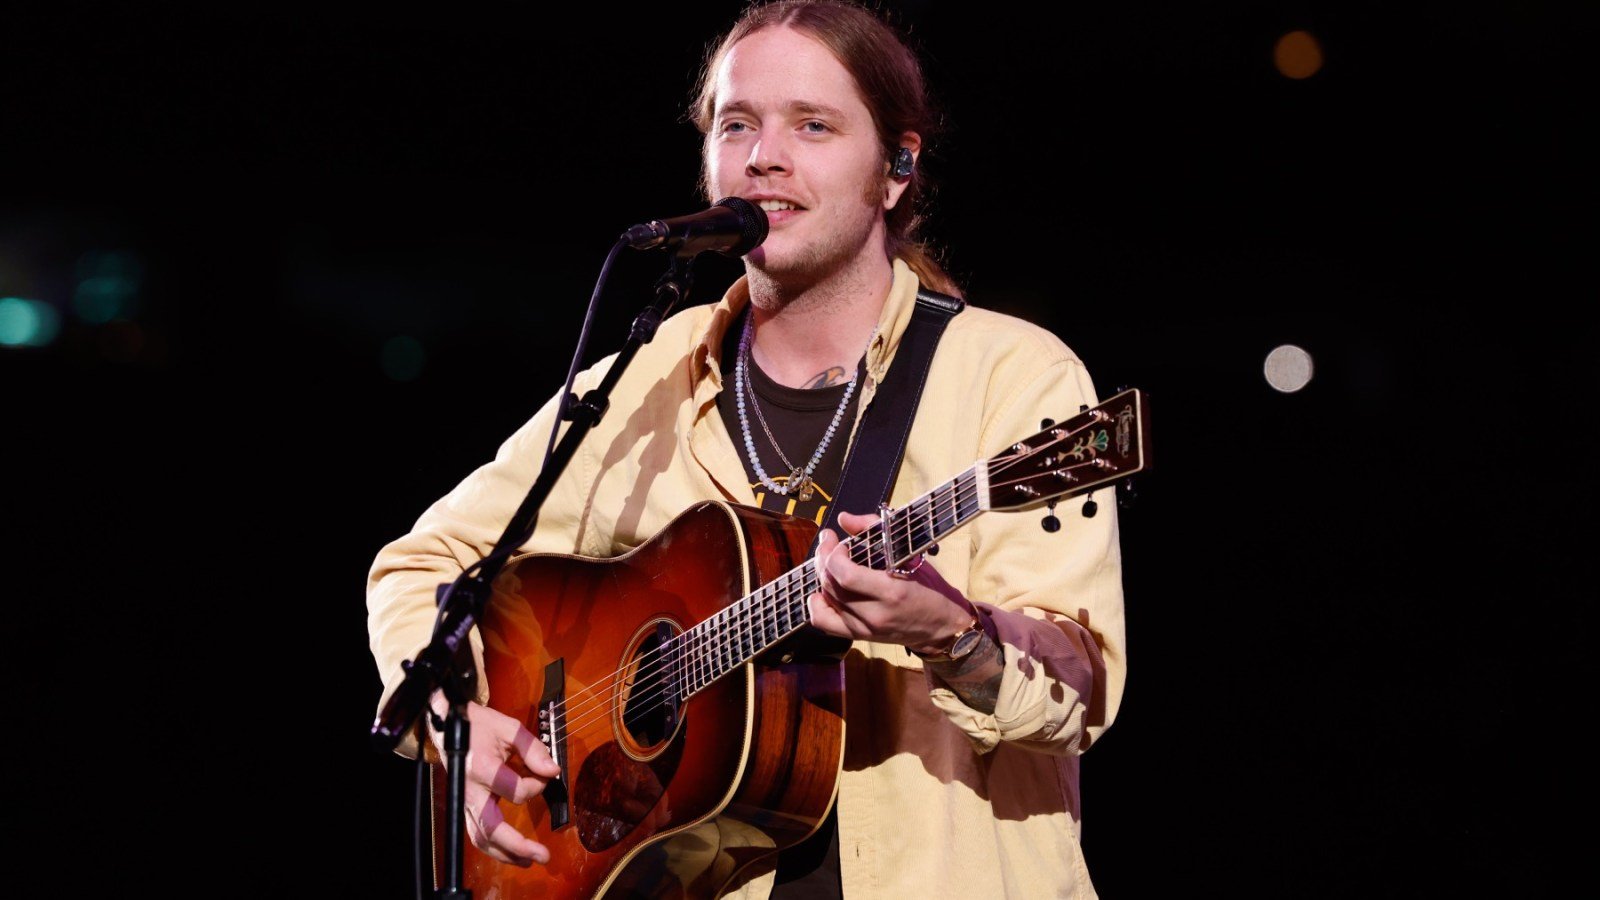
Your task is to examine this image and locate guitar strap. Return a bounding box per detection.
[773,286,965,890]
[820,285,965,541]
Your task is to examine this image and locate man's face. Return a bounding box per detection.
[705,26,907,286]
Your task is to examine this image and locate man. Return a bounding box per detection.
[367,1,1126,897]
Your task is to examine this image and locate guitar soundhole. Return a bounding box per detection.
[618,621,683,750]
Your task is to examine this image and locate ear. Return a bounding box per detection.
[885,131,922,211]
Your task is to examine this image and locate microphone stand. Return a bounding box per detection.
[370,246,700,899]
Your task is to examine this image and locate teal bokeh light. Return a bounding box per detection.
[71,250,143,323]
[0,297,62,347]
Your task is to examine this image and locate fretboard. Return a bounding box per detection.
[670,463,989,698]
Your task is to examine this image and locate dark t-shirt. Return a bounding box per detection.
[715,314,864,528]
[714,313,854,898]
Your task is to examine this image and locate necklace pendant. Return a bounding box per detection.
[796,472,816,502]
[787,467,812,500]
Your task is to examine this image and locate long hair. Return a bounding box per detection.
[689,0,960,297]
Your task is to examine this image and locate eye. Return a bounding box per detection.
[719,120,752,135]
[800,120,831,134]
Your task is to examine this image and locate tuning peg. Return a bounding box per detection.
[1042,498,1061,532]
[1081,492,1098,518]
[926,542,940,556]
[1041,417,1055,429]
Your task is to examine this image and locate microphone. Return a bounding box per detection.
[621,196,768,257]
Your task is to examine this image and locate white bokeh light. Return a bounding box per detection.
[1264,344,1314,393]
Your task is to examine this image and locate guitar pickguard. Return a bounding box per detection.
[574,732,685,852]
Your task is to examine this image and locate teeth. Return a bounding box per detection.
[757,199,796,212]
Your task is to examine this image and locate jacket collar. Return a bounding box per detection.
[690,258,923,389]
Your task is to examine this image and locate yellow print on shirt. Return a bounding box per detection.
[750,476,835,524]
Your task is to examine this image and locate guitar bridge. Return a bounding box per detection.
[537,657,570,828]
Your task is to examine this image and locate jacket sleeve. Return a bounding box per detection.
[365,362,612,759]
[926,350,1128,757]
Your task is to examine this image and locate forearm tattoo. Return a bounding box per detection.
[926,631,1006,714]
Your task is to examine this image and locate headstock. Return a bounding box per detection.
[981,387,1151,512]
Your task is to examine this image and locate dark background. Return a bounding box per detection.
[3,2,1590,896]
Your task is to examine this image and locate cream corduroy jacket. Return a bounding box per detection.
[368,259,1127,898]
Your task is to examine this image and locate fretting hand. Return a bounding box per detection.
[807,510,976,652]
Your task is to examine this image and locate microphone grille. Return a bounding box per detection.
[714,196,769,256]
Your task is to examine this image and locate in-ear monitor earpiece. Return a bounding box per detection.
[890,147,915,178]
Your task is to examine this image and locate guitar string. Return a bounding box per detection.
[548,425,1114,741]
[547,421,1115,740]
[552,430,1111,742]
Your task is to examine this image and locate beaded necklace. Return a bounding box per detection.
[734,313,872,501]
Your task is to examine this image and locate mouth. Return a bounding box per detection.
[753,198,803,217]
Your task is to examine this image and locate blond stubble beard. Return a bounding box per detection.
[742,171,894,316]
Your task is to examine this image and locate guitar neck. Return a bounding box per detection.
[670,385,1149,699]
[673,465,987,698]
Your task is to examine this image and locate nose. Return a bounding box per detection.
[746,137,789,177]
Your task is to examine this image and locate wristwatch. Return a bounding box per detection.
[909,614,984,663]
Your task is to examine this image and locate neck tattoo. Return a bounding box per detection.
[734,313,873,501]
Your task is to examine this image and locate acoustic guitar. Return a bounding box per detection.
[429,386,1151,898]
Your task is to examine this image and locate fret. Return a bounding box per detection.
[903,502,922,557]
[730,605,742,669]
[912,503,927,557]
[682,638,695,697]
[884,511,906,566]
[777,573,793,633]
[932,481,956,535]
[846,535,867,569]
[738,604,752,660]
[691,627,705,694]
[777,575,795,632]
[704,621,717,677]
[910,497,935,551]
[701,625,713,691]
[753,599,764,660]
[762,585,777,646]
[717,611,732,675]
[700,624,711,689]
[902,493,928,550]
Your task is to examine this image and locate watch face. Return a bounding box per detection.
[949,628,983,659]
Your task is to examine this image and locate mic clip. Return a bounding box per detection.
[563,390,610,425]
